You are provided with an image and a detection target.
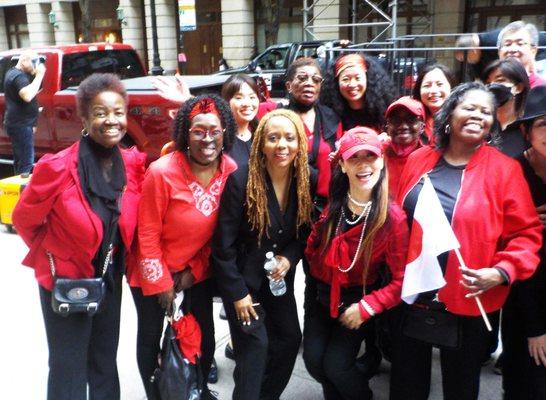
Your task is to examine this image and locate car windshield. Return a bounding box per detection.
[61,49,146,89]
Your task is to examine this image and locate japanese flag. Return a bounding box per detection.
[401,175,461,304]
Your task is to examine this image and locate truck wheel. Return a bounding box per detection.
[120,134,136,149]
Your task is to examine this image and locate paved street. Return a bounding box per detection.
[0,224,503,399]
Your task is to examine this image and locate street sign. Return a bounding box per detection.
[179,0,196,32]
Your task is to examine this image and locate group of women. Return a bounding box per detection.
[12,48,546,400]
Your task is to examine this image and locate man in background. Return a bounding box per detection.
[4,51,46,176]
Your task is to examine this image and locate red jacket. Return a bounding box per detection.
[13,141,146,290]
[132,151,237,295]
[305,203,409,320]
[396,145,542,316]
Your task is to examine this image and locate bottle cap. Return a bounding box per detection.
[265,251,274,259]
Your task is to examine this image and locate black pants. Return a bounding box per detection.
[389,304,497,400]
[303,298,373,400]
[131,278,215,398]
[39,271,123,400]
[502,290,546,399]
[224,278,302,400]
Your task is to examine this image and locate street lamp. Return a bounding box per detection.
[48,11,58,29]
[150,0,164,75]
[116,6,127,26]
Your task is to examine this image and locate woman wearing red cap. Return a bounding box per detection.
[303,127,410,400]
[321,53,396,132]
[384,96,427,194]
[129,94,237,400]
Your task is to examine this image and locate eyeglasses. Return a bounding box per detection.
[501,39,531,49]
[189,128,224,140]
[294,74,324,85]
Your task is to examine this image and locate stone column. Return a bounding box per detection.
[144,0,177,74]
[119,0,147,65]
[0,8,8,51]
[310,0,340,40]
[221,0,255,68]
[26,3,56,47]
[51,1,77,45]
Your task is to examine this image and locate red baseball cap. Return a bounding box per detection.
[336,127,389,161]
[385,96,425,119]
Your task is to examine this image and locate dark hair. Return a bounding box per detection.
[481,58,530,117]
[173,94,236,153]
[434,82,499,149]
[285,57,321,82]
[412,63,456,106]
[76,73,127,118]
[320,55,396,128]
[221,73,260,131]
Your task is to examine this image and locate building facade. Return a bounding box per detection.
[0,0,544,74]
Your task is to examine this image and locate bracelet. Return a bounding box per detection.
[360,299,376,317]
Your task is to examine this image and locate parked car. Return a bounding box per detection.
[0,43,228,162]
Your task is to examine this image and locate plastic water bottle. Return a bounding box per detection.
[264,252,286,296]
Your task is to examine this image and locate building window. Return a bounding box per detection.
[4,6,29,49]
[466,0,546,32]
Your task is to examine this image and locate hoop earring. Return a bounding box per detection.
[444,124,451,135]
[341,167,346,174]
[81,129,89,137]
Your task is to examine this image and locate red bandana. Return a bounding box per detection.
[189,97,220,121]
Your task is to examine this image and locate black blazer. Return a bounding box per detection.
[211,164,307,303]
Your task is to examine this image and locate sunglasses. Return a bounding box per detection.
[294,74,324,85]
[189,128,224,140]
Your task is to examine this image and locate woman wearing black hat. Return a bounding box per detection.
[502,84,546,399]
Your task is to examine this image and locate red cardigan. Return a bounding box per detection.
[305,203,409,320]
[132,151,237,295]
[396,145,542,316]
[13,141,146,290]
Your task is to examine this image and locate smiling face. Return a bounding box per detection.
[340,150,384,195]
[229,82,259,127]
[420,68,452,114]
[338,65,367,107]
[386,107,424,145]
[187,113,224,166]
[527,116,546,157]
[498,29,537,72]
[262,115,299,171]
[83,91,127,148]
[286,65,322,106]
[449,89,494,147]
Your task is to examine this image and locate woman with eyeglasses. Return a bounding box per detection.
[320,53,396,132]
[212,109,313,400]
[128,94,237,400]
[482,58,531,158]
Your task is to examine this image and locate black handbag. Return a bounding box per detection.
[402,304,461,349]
[48,245,113,316]
[150,322,203,400]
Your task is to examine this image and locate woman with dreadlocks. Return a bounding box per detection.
[129,94,237,400]
[212,108,313,400]
[303,127,410,400]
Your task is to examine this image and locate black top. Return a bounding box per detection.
[211,164,308,302]
[515,155,546,337]
[3,68,39,128]
[341,106,380,132]
[227,136,252,167]
[497,122,529,159]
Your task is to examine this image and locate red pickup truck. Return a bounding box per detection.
[0,43,228,161]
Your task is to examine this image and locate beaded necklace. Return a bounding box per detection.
[335,200,372,273]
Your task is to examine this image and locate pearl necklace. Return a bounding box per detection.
[347,192,371,208]
[335,202,372,273]
[345,199,372,225]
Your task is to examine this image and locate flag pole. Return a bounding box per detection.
[453,248,493,332]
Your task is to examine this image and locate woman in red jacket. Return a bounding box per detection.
[12,73,145,400]
[390,82,542,400]
[303,127,410,400]
[129,94,236,400]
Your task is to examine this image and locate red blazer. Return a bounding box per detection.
[13,141,146,290]
[396,145,542,316]
[305,203,409,320]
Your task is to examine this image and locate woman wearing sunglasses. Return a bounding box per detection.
[129,94,237,400]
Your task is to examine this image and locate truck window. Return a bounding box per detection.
[295,46,321,60]
[255,47,289,71]
[0,57,11,93]
[61,49,146,90]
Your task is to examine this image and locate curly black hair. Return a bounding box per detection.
[434,82,500,149]
[76,73,127,118]
[319,54,396,129]
[173,94,236,153]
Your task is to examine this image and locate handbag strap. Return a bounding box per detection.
[47,245,114,278]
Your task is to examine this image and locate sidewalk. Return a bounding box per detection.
[0,226,502,399]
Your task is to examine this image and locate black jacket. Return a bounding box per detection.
[211,164,308,302]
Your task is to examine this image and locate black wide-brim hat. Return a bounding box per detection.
[519,85,546,122]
